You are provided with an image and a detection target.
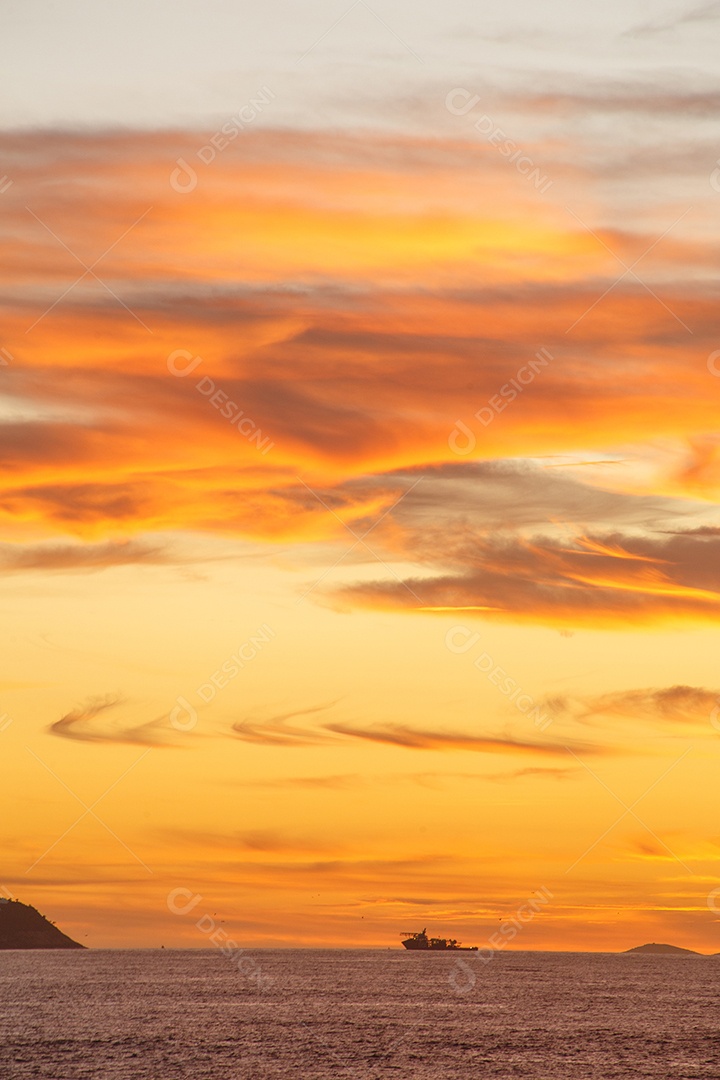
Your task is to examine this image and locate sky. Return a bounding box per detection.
[1,0,720,953]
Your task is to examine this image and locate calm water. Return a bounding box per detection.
[1,949,719,1079]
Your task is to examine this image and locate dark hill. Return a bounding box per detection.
[625,942,700,956]
[0,899,85,949]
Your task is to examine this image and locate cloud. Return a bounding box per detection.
[231,705,588,758]
[242,774,364,790]
[237,831,339,854]
[401,766,579,786]
[342,460,692,533]
[505,80,720,117]
[49,695,585,757]
[554,685,720,726]
[496,766,578,781]
[328,467,720,626]
[325,721,574,756]
[402,765,581,784]
[0,538,168,573]
[0,125,717,551]
[240,766,579,789]
[239,768,578,794]
[0,129,717,643]
[48,696,186,747]
[231,704,342,746]
[627,1,720,36]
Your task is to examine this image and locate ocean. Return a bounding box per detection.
[1,948,719,1078]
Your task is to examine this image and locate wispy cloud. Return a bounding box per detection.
[231,707,590,758]
[48,695,185,747]
[231,704,342,746]
[239,766,579,790]
[325,721,576,756]
[0,538,168,573]
[552,685,720,727]
[627,1,720,36]
[241,774,365,790]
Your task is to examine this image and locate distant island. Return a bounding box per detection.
[0,898,84,949]
[624,942,701,956]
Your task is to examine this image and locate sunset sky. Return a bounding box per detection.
[2,0,720,952]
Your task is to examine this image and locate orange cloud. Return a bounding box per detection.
[1,128,717,631]
[336,526,720,627]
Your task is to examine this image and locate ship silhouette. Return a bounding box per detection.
[400,928,477,951]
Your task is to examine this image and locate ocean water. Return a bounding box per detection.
[1,949,719,1079]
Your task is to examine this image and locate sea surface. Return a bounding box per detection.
[1,949,719,1079]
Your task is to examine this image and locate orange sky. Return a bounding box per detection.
[2,114,720,953]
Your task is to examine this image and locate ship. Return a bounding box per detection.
[400,928,478,951]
